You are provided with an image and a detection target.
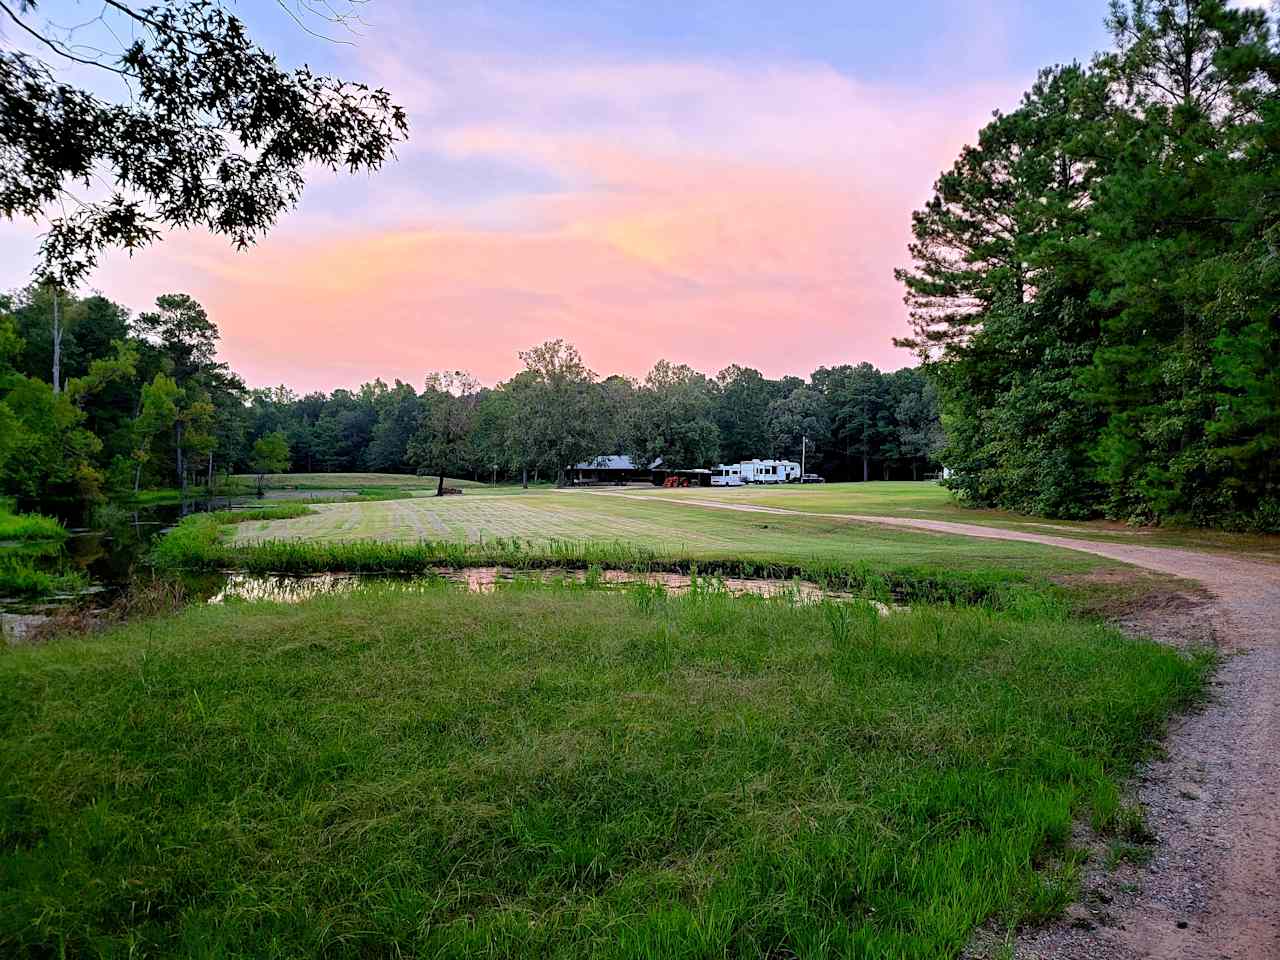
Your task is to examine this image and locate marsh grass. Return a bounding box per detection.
[151,515,1036,607]
[211,504,317,524]
[0,580,1209,958]
[0,508,67,543]
[0,555,88,597]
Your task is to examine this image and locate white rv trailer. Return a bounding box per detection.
[737,459,801,484]
[711,464,744,487]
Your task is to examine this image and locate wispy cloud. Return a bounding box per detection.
[8,4,1035,391]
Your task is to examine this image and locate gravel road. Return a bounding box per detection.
[612,494,1280,959]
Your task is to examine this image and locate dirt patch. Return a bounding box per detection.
[1055,569,1216,651]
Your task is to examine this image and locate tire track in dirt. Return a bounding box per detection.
[599,492,1280,959]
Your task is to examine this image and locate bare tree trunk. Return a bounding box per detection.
[912,461,919,481]
[861,454,869,483]
[50,284,62,393]
[134,460,143,493]
[207,454,214,492]
[175,422,185,492]
[436,472,445,497]
[522,465,528,489]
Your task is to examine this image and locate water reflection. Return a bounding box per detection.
[209,566,897,614]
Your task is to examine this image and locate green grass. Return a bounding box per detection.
[0,580,1208,958]
[150,514,1045,608]
[120,481,255,506]
[0,508,67,543]
[635,482,1280,558]
[210,504,317,525]
[217,491,1120,578]
[0,554,89,597]
[0,505,78,597]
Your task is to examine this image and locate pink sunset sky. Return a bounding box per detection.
[0,1,1122,391]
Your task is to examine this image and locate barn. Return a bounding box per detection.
[569,455,650,485]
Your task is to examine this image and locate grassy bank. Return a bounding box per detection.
[152,512,1047,607]
[0,504,80,598]
[0,580,1207,958]
[0,505,67,543]
[0,554,88,597]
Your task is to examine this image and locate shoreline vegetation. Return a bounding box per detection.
[150,511,1039,608]
[0,502,82,598]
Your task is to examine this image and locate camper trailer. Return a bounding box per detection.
[711,464,744,487]
[737,459,801,484]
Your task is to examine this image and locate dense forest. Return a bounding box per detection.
[900,0,1280,531]
[0,285,941,513]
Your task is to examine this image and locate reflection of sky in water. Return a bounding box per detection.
[207,568,896,615]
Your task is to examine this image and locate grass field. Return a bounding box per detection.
[224,488,1118,577]
[625,483,1280,557]
[0,581,1207,958]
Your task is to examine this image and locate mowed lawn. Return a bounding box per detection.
[0,583,1206,958]
[630,483,1280,557]
[623,482,1098,528]
[229,489,1116,575]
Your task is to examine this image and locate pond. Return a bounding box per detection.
[208,567,896,610]
[1,493,338,641]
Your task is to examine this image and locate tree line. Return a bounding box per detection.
[0,286,942,511]
[900,0,1280,531]
[252,343,942,488]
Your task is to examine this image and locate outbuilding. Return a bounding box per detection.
[569,455,650,485]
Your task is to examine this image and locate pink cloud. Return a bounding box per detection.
[47,57,1015,392]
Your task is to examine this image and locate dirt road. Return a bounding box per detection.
[604,494,1280,959]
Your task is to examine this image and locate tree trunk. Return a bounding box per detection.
[175,422,186,492]
[207,454,214,492]
[50,285,63,394]
[436,472,445,497]
[522,466,528,489]
[912,462,919,481]
[134,460,143,493]
[861,454,869,483]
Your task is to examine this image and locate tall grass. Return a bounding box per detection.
[0,508,67,542]
[0,555,89,597]
[0,581,1210,958]
[211,504,316,524]
[150,514,1035,607]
